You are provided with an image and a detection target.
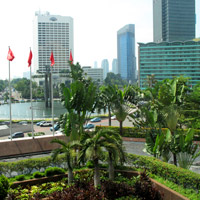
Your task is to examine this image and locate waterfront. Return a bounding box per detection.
[0,101,66,119]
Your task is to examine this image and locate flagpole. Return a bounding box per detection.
[51,65,54,136]
[30,48,34,139]
[8,46,12,141]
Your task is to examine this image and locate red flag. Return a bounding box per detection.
[28,50,33,67]
[50,51,55,66]
[7,48,15,61]
[69,50,73,64]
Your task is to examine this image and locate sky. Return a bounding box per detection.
[0,0,199,80]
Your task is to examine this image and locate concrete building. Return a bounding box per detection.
[82,66,103,85]
[138,40,200,89]
[101,59,109,80]
[33,11,74,74]
[153,0,195,43]
[117,24,136,83]
[112,59,118,74]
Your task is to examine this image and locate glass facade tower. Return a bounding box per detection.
[101,59,109,80]
[138,41,200,89]
[153,0,195,42]
[117,24,136,83]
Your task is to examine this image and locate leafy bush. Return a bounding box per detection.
[45,167,65,177]
[0,175,9,200]
[33,171,45,178]
[85,160,94,168]
[128,153,200,191]
[15,175,25,181]
[27,132,45,137]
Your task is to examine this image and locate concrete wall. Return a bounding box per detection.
[0,135,68,157]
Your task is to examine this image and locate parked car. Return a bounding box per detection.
[18,121,28,125]
[50,124,60,131]
[90,117,101,122]
[83,123,95,129]
[36,121,46,126]
[8,132,24,139]
[40,122,52,127]
[111,115,116,120]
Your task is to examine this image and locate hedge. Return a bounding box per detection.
[127,153,200,191]
[95,125,200,141]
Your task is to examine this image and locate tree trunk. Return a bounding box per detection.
[94,158,100,187]
[119,121,123,135]
[173,153,177,166]
[108,152,114,180]
[108,107,111,126]
[68,166,73,184]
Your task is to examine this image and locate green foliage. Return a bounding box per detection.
[0,175,9,200]
[32,171,45,178]
[44,167,65,177]
[128,153,200,191]
[15,175,25,181]
[27,132,45,137]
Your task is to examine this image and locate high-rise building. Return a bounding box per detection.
[117,24,136,83]
[112,59,118,74]
[94,61,98,68]
[82,66,103,85]
[101,59,109,79]
[33,11,74,74]
[138,41,200,89]
[153,0,195,43]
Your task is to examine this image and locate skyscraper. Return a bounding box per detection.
[117,24,136,83]
[33,11,74,74]
[153,0,195,43]
[112,59,118,74]
[101,59,109,79]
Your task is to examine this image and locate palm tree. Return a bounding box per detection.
[98,85,117,126]
[50,139,78,184]
[79,129,124,187]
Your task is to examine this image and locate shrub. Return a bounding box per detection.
[0,175,9,200]
[45,167,65,177]
[86,160,94,168]
[33,171,45,178]
[15,175,25,181]
[27,132,45,137]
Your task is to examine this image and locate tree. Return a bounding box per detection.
[79,129,124,187]
[50,139,77,184]
[98,85,117,126]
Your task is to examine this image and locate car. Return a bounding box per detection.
[50,124,60,131]
[83,123,95,129]
[36,121,46,126]
[40,122,52,127]
[111,115,116,120]
[18,121,28,125]
[90,117,101,122]
[8,132,24,139]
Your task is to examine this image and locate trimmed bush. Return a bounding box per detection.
[32,171,45,178]
[45,167,65,177]
[15,175,25,181]
[0,175,9,200]
[128,153,200,191]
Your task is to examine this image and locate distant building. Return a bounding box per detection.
[138,41,200,89]
[94,61,98,68]
[153,0,195,42]
[101,59,109,79]
[33,11,74,74]
[82,66,103,85]
[23,71,31,79]
[117,24,136,83]
[112,59,118,74]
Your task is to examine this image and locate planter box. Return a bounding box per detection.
[11,170,189,200]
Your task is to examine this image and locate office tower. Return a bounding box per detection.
[101,59,109,79]
[94,61,98,68]
[153,0,195,42]
[117,24,136,83]
[138,41,200,89]
[82,66,103,85]
[112,59,118,74]
[33,11,74,74]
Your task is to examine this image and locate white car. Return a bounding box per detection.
[111,115,116,120]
